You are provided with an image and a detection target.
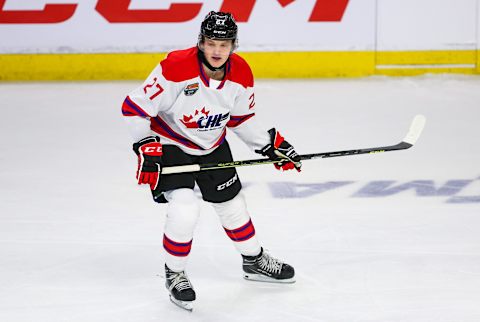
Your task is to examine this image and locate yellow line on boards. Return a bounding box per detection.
[0,50,478,81]
[0,53,166,81]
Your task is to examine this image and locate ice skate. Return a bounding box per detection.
[165,264,196,312]
[242,248,295,283]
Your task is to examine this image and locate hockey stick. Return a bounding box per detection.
[161,114,426,175]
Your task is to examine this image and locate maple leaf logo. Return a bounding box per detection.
[181,107,210,128]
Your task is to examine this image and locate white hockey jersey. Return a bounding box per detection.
[122,47,270,156]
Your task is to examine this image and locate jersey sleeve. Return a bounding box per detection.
[227,84,270,151]
[121,61,180,141]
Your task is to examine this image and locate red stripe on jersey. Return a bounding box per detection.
[121,96,150,117]
[227,113,255,128]
[224,219,256,242]
[150,116,203,150]
[151,116,227,151]
[163,235,192,257]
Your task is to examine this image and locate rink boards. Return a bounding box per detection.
[1,0,480,80]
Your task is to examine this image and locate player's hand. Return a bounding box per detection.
[255,128,302,172]
[132,136,163,190]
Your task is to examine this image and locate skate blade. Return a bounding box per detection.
[244,273,296,284]
[169,295,194,312]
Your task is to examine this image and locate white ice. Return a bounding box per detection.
[1,75,480,322]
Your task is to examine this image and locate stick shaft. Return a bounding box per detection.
[161,141,412,174]
[161,115,425,175]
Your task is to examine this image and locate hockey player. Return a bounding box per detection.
[122,11,302,311]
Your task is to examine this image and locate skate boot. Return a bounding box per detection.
[242,248,295,283]
[165,264,196,311]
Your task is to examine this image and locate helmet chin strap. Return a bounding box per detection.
[197,48,228,72]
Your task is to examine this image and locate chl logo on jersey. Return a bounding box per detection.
[184,82,199,96]
[181,107,229,130]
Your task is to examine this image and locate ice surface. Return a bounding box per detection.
[1,75,480,322]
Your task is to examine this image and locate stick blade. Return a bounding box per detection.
[402,114,426,145]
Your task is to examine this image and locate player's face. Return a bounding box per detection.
[202,38,233,68]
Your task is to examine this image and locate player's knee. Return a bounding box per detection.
[212,192,247,222]
[165,188,200,232]
[166,188,197,203]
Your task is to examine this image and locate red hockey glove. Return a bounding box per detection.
[255,128,302,172]
[132,136,163,190]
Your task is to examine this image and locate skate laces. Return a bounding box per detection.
[258,251,283,274]
[167,271,193,292]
